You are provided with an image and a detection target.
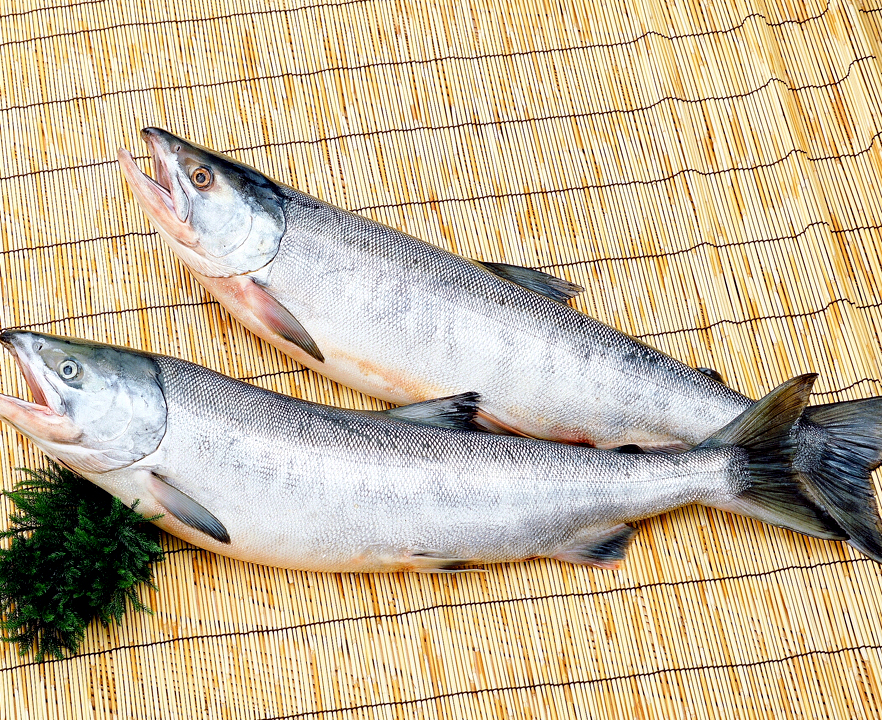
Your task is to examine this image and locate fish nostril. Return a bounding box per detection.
[174,145,181,153]
[32,340,43,352]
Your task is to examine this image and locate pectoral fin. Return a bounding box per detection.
[476,261,583,303]
[147,473,231,544]
[376,392,481,430]
[245,279,324,362]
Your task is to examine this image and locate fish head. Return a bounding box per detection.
[0,331,167,475]
[118,127,286,277]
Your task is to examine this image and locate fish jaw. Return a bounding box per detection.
[117,145,210,264]
[0,333,83,446]
[0,392,82,445]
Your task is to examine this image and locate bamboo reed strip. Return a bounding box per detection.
[0,0,880,718]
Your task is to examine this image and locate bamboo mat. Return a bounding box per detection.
[0,0,881,716]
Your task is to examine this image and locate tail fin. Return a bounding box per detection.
[799,398,882,562]
[699,374,846,541]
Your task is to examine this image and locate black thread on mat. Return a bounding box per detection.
[0,158,119,182]
[0,52,873,183]
[0,231,155,259]
[0,0,380,49]
[831,223,882,234]
[239,368,311,381]
[0,556,872,673]
[0,120,875,187]
[3,232,881,368]
[5,287,881,345]
[813,378,882,397]
[633,298,882,340]
[349,129,882,213]
[0,0,106,20]
[0,24,862,117]
[532,221,831,271]
[10,115,870,196]
[3,300,221,331]
[258,643,882,719]
[3,218,880,270]
[5,298,875,405]
[0,0,831,53]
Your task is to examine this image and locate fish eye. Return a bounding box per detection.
[190,166,213,190]
[58,359,82,381]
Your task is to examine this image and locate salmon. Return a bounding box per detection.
[0,331,851,571]
[118,128,882,562]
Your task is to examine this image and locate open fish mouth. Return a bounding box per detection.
[117,134,196,247]
[0,331,80,443]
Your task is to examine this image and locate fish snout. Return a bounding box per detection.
[0,329,33,354]
[0,331,52,411]
[141,126,181,152]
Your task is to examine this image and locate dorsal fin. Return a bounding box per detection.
[373,392,481,430]
[476,261,583,303]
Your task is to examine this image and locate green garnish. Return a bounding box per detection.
[0,462,164,661]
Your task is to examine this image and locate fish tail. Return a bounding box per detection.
[798,398,882,562]
[699,374,847,543]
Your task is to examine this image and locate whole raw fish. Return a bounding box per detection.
[0,331,845,571]
[118,129,882,562]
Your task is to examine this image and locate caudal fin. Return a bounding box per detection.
[700,374,846,541]
[799,398,882,562]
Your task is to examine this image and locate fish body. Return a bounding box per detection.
[228,201,746,447]
[119,133,742,447]
[0,332,840,572]
[117,129,882,561]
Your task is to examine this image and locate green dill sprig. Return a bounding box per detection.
[0,462,164,661]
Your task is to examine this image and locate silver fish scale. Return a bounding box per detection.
[149,354,738,571]
[267,187,751,448]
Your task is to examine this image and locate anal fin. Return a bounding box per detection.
[552,524,637,569]
[147,473,231,544]
[245,279,324,362]
[408,550,484,573]
[612,444,645,454]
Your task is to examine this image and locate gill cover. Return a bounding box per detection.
[127,127,286,277]
[0,332,167,474]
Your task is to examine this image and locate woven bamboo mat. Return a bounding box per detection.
[0,0,881,716]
